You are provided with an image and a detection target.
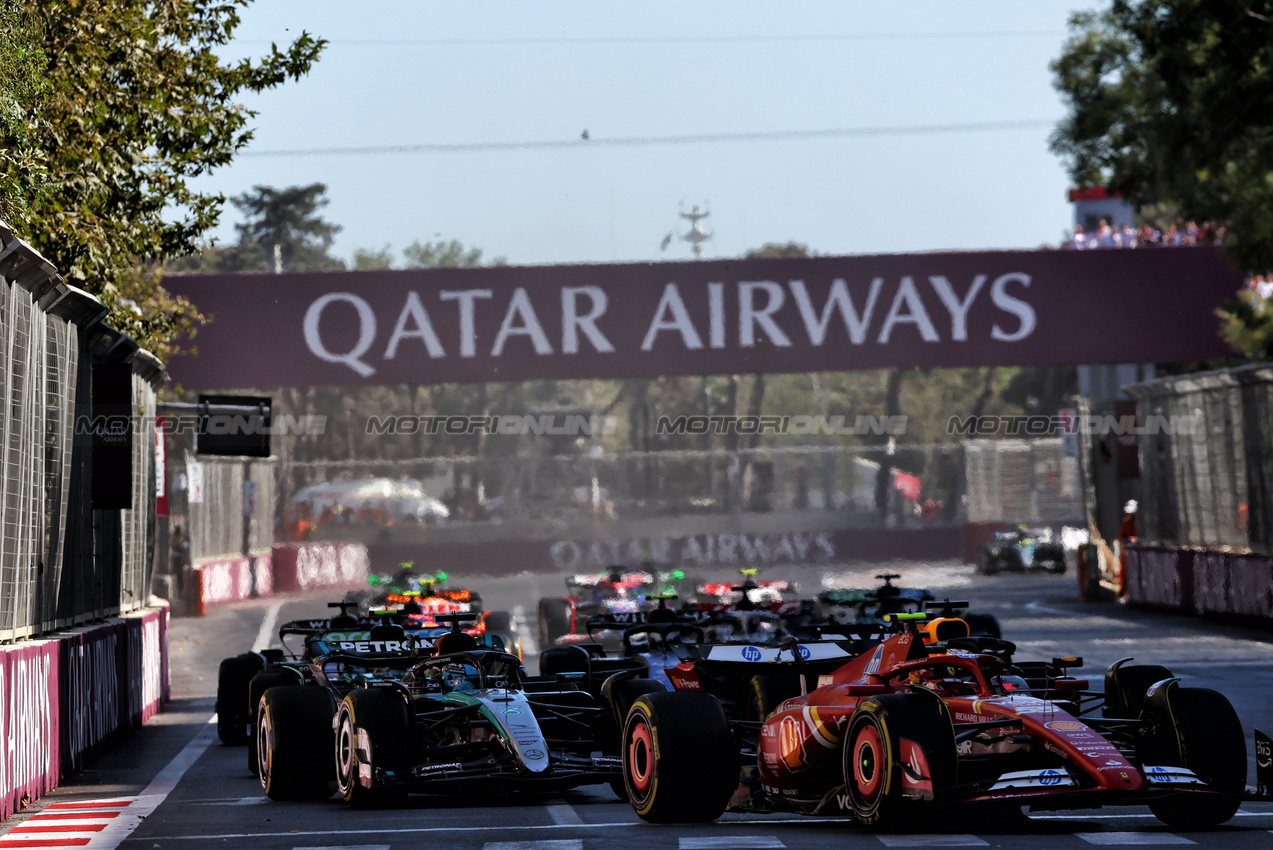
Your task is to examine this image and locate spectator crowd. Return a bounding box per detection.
[1067,219,1225,250]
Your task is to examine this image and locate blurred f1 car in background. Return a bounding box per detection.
[614,611,1273,827]
[537,567,658,647]
[977,526,1066,574]
[819,573,1002,639]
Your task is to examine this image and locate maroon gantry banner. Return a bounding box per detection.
[163,248,1242,388]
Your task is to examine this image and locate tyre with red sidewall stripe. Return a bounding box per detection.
[843,692,957,827]
[621,692,737,823]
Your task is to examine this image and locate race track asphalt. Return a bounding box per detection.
[6,562,1272,850]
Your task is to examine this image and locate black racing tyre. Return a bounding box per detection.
[1144,685,1245,828]
[975,548,993,575]
[484,610,513,636]
[335,688,412,808]
[622,692,737,823]
[748,674,801,721]
[537,597,572,647]
[248,668,300,776]
[602,676,667,763]
[606,677,666,730]
[257,686,337,801]
[216,654,263,745]
[843,691,957,827]
[961,613,1002,640]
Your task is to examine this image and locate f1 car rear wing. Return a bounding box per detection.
[692,635,876,678]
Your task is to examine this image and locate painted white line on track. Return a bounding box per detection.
[681,837,785,849]
[485,842,582,850]
[252,601,285,652]
[1075,833,1195,845]
[139,817,864,841]
[90,715,217,850]
[875,837,987,847]
[545,804,583,826]
[1027,811,1272,820]
[1025,600,1077,618]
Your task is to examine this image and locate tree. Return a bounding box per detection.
[1050,2,1273,270]
[353,244,394,270]
[171,183,346,273]
[745,241,812,259]
[7,0,324,352]
[0,2,46,225]
[404,239,502,268]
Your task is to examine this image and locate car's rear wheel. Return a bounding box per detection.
[1143,684,1245,828]
[843,692,957,827]
[622,692,737,822]
[537,597,572,647]
[216,654,263,745]
[257,686,336,801]
[335,688,412,808]
[247,668,299,776]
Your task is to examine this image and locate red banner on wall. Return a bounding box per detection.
[163,248,1242,388]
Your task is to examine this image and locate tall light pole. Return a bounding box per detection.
[679,205,712,259]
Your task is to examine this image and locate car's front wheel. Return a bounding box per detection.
[335,688,411,808]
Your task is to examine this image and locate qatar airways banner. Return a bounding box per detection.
[164,248,1241,388]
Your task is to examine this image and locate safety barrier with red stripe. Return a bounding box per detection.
[1125,545,1273,624]
[0,607,170,820]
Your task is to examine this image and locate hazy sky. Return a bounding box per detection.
[196,1,1097,267]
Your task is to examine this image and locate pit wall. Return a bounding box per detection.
[0,605,170,819]
[1125,545,1273,625]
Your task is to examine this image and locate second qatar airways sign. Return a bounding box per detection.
[164,247,1240,387]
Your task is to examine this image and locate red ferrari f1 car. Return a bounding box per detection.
[617,612,1272,828]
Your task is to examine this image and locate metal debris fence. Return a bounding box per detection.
[261,439,1082,541]
[0,223,165,640]
[1127,364,1273,553]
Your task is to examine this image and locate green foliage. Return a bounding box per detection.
[0,2,46,224]
[11,0,324,353]
[353,244,394,270]
[1049,1,1273,270]
[404,239,503,268]
[744,241,812,259]
[1219,290,1273,361]
[170,183,347,273]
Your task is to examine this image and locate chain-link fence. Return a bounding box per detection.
[182,456,276,562]
[963,438,1083,524]
[274,439,1083,539]
[1127,364,1273,553]
[0,225,164,641]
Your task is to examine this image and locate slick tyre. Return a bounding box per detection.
[335,688,412,808]
[622,692,737,823]
[257,686,337,801]
[216,654,262,745]
[843,692,957,827]
[247,669,298,776]
[1145,686,1245,828]
[537,597,572,647]
[748,674,801,721]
